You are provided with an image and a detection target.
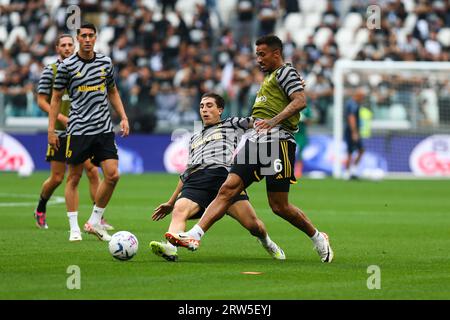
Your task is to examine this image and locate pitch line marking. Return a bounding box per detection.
[0,193,65,207]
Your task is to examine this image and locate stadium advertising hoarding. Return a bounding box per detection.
[4,133,450,177]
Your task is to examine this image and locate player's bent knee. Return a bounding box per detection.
[218,183,239,200]
[270,203,289,217]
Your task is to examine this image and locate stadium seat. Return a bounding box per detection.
[437,28,450,47]
[0,25,7,44]
[166,11,180,27]
[403,13,417,33]
[141,0,158,11]
[217,0,236,26]
[314,27,333,49]
[335,27,354,47]
[98,26,115,46]
[300,0,326,13]
[292,28,314,47]
[304,12,322,30]
[354,28,369,46]
[284,13,303,31]
[343,12,363,31]
[43,25,57,45]
[5,26,27,50]
[402,0,415,12]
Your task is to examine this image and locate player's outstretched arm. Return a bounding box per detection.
[48,89,64,150]
[152,179,184,221]
[107,86,129,137]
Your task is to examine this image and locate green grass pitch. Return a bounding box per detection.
[1,172,449,299]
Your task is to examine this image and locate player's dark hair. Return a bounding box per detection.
[77,22,97,35]
[201,93,225,109]
[55,34,74,47]
[255,35,283,55]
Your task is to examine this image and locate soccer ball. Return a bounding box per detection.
[108,231,139,261]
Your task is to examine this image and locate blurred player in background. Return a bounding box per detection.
[48,23,129,242]
[166,35,333,263]
[34,34,113,232]
[344,88,365,180]
[150,93,285,262]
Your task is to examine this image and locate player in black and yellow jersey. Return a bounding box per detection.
[166,35,333,263]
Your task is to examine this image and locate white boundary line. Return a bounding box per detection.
[0,193,65,207]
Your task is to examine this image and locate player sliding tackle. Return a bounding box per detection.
[166,35,333,263]
[150,93,285,261]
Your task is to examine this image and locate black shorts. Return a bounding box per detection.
[230,139,297,192]
[65,132,118,166]
[45,136,67,163]
[178,168,249,219]
[345,131,364,154]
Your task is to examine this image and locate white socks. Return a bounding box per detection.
[88,205,105,226]
[258,234,273,248]
[188,224,205,240]
[310,229,324,245]
[67,211,80,231]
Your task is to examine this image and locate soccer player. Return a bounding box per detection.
[344,88,365,180]
[48,23,129,242]
[166,35,334,263]
[35,34,114,231]
[150,93,285,262]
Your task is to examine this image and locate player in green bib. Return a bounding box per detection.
[34,34,113,237]
[166,35,334,263]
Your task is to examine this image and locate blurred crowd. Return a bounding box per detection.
[0,0,449,132]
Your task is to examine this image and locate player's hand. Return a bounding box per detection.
[152,203,174,221]
[254,118,276,133]
[58,115,69,128]
[48,131,60,151]
[120,118,129,137]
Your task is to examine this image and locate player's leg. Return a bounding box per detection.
[84,158,118,241]
[151,198,201,262]
[267,192,333,263]
[266,140,333,262]
[168,198,201,233]
[82,159,100,204]
[166,140,259,250]
[65,163,84,241]
[34,161,66,229]
[227,200,285,260]
[165,173,246,250]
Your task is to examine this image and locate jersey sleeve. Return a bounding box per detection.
[229,117,252,130]
[53,62,69,91]
[37,65,54,95]
[276,65,304,97]
[106,58,116,88]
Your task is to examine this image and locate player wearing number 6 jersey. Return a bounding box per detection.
[150,93,285,262]
[166,35,333,263]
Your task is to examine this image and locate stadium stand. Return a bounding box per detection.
[0,0,448,132]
